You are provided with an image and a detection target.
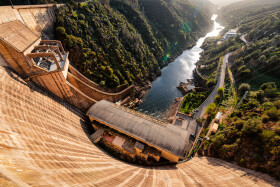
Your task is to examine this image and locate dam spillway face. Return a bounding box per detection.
[0,66,278,186]
[0,4,279,187]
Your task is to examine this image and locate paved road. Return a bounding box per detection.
[240,34,248,44]
[194,53,232,119]
[174,113,201,152]
[172,53,231,154]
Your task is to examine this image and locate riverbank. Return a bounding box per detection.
[136,15,224,118]
[127,30,211,109]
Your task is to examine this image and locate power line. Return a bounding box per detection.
[234,59,280,82]
[230,55,279,83]
[228,55,279,84]
[242,63,280,84]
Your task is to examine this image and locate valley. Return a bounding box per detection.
[0,0,279,185]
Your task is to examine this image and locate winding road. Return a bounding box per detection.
[194,53,232,119]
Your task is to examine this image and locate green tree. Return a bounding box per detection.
[256,90,265,101]
[273,100,280,110]
[259,55,266,63]
[242,118,262,136]
[205,103,216,116]
[264,108,280,121]
[260,82,277,97]
[260,82,277,90]
[238,83,250,95]
[206,79,216,88]
[56,27,67,41]
[211,134,226,148]
[214,95,222,104]
[217,87,224,96]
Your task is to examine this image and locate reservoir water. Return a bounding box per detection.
[136,15,224,119]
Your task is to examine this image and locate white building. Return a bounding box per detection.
[223,29,237,40]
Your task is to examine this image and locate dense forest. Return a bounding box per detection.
[196,0,280,179]
[0,0,84,6]
[0,0,213,89]
[219,0,280,89]
[52,0,212,89]
[217,0,280,27]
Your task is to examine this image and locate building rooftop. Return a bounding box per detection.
[0,20,39,52]
[87,100,190,158]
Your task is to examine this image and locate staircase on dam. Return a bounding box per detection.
[0,4,279,186]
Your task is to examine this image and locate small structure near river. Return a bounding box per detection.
[223,29,237,40]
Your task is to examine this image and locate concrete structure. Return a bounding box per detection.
[215,112,222,122]
[0,65,279,186]
[223,29,237,40]
[0,5,134,112]
[0,4,279,186]
[87,100,190,163]
[0,5,57,39]
[212,123,219,133]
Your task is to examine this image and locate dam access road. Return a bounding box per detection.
[194,53,232,119]
[172,52,231,154]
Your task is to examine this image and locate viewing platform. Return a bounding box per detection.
[0,17,134,112]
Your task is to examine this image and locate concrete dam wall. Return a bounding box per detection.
[0,4,279,187]
[0,5,56,39]
[0,66,278,186]
[0,5,134,112]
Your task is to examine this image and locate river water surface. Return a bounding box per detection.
[136,15,224,119]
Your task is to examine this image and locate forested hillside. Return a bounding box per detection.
[217,0,280,27]
[0,0,84,6]
[0,0,213,89]
[218,0,280,89]
[53,0,212,89]
[196,1,280,180]
[189,0,217,15]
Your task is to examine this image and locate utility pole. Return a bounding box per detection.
[9,0,14,8]
[27,0,32,7]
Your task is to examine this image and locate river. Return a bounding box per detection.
[136,15,224,119]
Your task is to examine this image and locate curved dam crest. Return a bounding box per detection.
[0,65,278,186]
[0,5,279,186]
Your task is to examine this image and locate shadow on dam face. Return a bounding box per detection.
[0,65,279,186]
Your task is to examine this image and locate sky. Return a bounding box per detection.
[209,0,242,7]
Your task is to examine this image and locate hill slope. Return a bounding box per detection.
[53,0,212,89]
[197,1,280,180]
